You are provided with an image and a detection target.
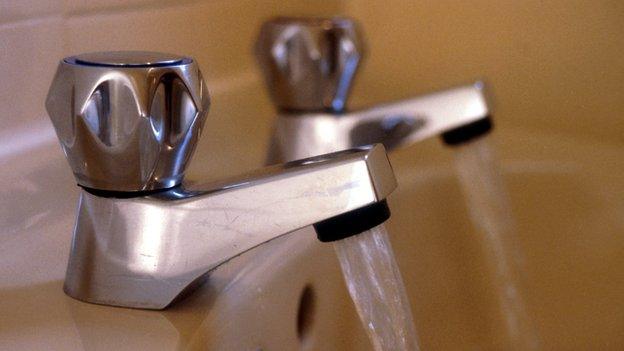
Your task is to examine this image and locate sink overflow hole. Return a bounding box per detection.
[296,284,316,344]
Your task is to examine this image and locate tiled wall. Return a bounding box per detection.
[0,0,343,178]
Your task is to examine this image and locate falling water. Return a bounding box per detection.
[453,136,540,350]
[333,224,421,351]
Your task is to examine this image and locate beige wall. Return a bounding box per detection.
[2,0,621,172]
[345,0,624,145]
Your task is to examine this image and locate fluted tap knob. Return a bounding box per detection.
[45,51,210,193]
[255,17,364,112]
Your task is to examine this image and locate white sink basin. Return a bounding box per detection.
[1,125,622,350]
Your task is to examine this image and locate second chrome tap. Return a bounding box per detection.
[255,16,493,162]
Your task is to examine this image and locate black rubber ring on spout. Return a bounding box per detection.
[314,200,391,243]
[81,185,178,199]
[441,116,493,146]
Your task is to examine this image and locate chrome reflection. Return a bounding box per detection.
[63,144,396,309]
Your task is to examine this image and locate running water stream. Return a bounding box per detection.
[333,224,421,351]
[331,136,537,350]
[453,136,540,350]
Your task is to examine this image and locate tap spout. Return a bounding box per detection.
[270,82,492,161]
[64,144,396,309]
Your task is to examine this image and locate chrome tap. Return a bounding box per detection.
[46,51,397,309]
[255,17,493,162]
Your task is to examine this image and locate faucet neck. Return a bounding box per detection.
[269,82,493,162]
[64,145,397,309]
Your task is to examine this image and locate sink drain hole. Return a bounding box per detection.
[296,284,316,344]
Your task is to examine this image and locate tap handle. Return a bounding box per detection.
[255,17,364,112]
[46,51,210,193]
